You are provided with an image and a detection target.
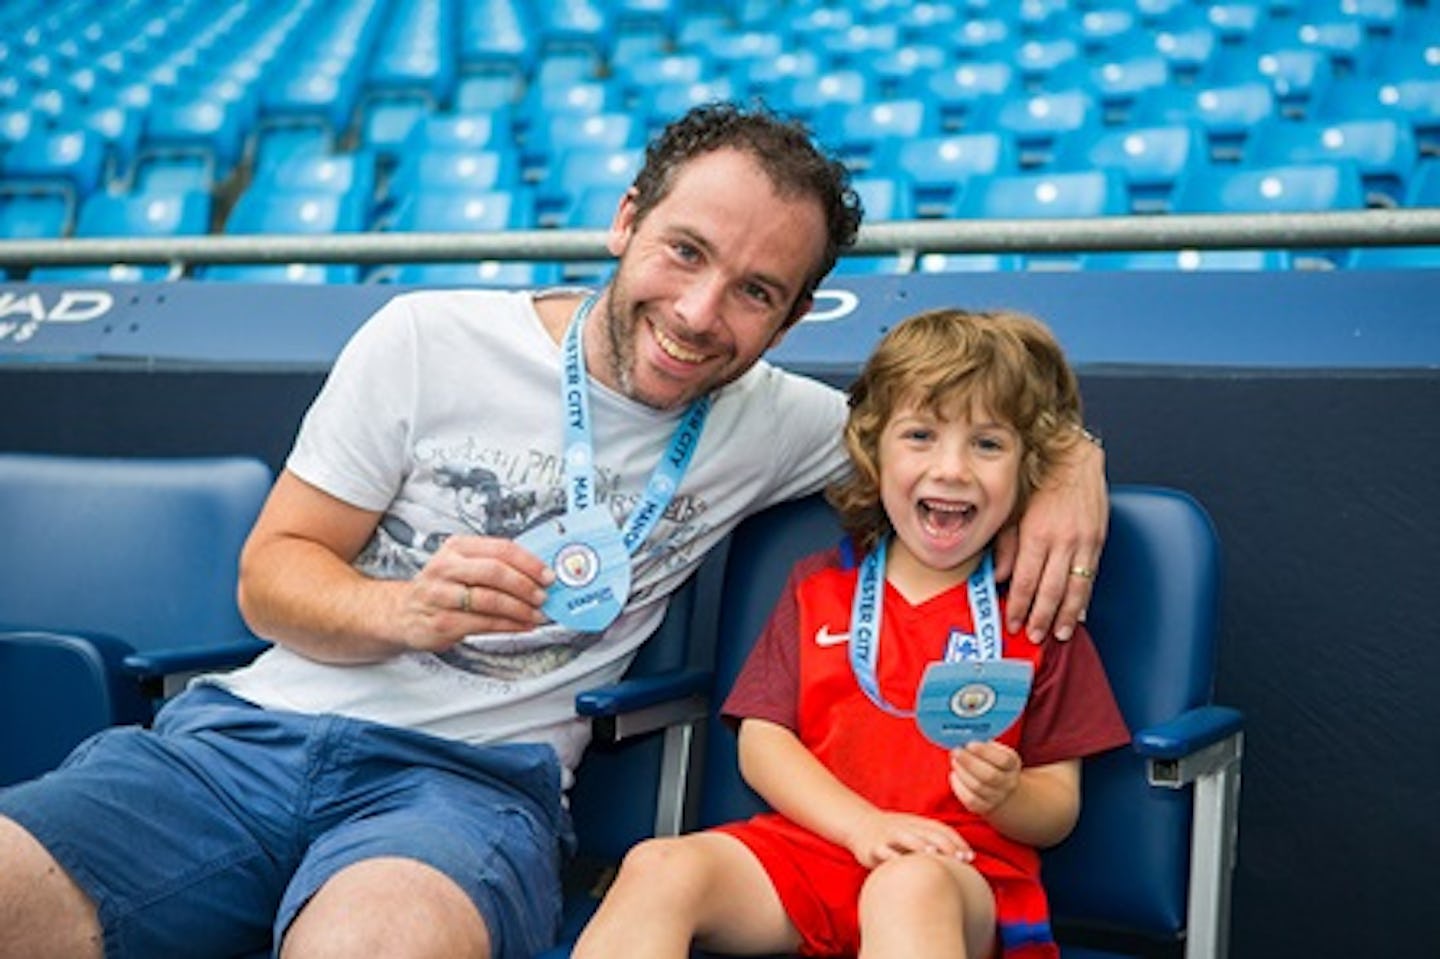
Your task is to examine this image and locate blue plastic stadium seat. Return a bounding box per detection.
[390,261,565,287]
[874,132,1020,217]
[731,48,823,98]
[850,174,917,222]
[769,69,871,122]
[1146,21,1220,80]
[1080,249,1294,270]
[636,78,738,137]
[459,0,534,75]
[139,91,251,188]
[526,112,645,178]
[917,252,1027,273]
[27,189,212,282]
[1245,116,1417,206]
[202,263,362,284]
[1013,35,1086,83]
[535,146,643,227]
[225,187,368,234]
[534,1,615,57]
[818,98,936,171]
[389,187,534,232]
[0,454,272,787]
[385,148,523,214]
[975,90,1100,167]
[454,74,524,113]
[1209,45,1336,115]
[1346,245,1440,268]
[906,60,1018,132]
[402,109,517,155]
[1131,81,1277,160]
[867,43,949,93]
[1405,158,1440,206]
[1253,18,1368,75]
[0,128,107,207]
[1053,123,1207,212]
[0,192,71,241]
[957,169,1131,219]
[1171,161,1367,213]
[366,0,457,104]
[1316,77,1440,154]
[1087,53,1173,121]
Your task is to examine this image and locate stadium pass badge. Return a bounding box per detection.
[914,658,1034,748]
[514,507,630,632]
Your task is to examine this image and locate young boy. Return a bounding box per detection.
[574,308,1130,959]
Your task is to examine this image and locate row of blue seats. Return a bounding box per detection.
[1,0,1436,207]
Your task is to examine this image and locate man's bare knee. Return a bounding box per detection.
[281,857,489,959]
[0,816,103,959]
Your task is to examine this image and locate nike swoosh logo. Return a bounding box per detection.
[815,625,851,647]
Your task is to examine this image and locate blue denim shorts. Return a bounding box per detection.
[0,685,574,959]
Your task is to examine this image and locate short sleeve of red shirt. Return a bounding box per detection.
[1017,624,1130,767]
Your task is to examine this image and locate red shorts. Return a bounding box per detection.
[714,813,1056,958]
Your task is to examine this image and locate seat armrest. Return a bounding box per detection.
[121,636,270,679]
[575,669,711,746]
[1132,705,1244,760]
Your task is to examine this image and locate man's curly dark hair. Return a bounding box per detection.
[629,101,863,316]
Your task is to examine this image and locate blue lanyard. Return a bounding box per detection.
[848,538,1002,717]
[559,296,711,554]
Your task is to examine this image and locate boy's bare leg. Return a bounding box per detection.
[0,816,103,959]
[574,833,799,959]
[858,853,996,959]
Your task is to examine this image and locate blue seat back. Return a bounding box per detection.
[0,454,272,655]
[0,454,273,785]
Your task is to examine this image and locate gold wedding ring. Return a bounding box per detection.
[1069,565,1096,580]
[458,585,472,613]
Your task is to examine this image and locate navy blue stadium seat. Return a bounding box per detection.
[0,454,272,787]
[545,486,1242,959]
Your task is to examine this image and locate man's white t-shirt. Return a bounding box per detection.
[206,290,847,778]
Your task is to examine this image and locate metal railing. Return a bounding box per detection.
[0,208,1437,271]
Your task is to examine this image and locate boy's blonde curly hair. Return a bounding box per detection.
[827,308,1084,554]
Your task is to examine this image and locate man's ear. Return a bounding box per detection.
[606,188,639,257]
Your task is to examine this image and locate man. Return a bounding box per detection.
[0,104,1105,959]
